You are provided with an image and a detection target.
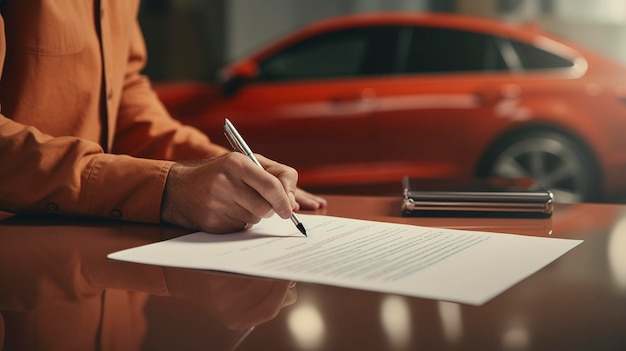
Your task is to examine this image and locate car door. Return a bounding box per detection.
[367,25,513,180]
[213,27,399,180]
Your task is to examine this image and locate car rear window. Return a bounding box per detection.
[509,40,575,70]
[401,26,508,74]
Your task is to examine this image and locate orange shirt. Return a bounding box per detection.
[0,0,227,223]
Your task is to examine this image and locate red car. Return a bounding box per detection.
[155,12,626,202]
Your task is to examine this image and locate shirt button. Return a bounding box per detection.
[100,8,105,19]
[47,203,58,211]
[107,90,113,100]
[111,209,122,218]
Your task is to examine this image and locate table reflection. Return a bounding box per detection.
[0,216,296,351]
[3,197,626,350]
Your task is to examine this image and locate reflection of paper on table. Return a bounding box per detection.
[108,214,581,305]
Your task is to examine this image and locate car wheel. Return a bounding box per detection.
[479,130,601,203]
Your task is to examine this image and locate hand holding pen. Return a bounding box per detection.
[160,127,302,234]
[224,118,307,236]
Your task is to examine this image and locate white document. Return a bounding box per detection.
[108,214,581,305]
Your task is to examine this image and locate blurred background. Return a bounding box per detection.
[138,0,626,82]
[137,0,626,203]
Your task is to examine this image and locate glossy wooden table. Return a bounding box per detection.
[2,195,626,351]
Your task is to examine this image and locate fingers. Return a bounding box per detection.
[256,155,298,211]
[243,154,297,219]
[253,158,326,211]
[295,187,328,210]
[229,177,276,220]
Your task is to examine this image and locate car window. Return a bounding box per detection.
[258,27,398,81]
[401,26,508,74]
[509,40,575,70]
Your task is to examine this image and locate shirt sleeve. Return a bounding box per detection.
[0,118,175,223]
[111,17,228,161]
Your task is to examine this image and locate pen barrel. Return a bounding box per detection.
[290,213,301,226]
[247,152,264,169]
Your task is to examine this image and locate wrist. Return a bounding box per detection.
[161,163,183,225]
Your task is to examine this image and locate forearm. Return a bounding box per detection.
[112,19,228,161]
[0,116,173,223]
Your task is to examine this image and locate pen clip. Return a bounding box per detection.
[224,127,242,153]
[224,119,246,154]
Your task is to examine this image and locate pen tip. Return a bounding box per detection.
[296,223,307,237]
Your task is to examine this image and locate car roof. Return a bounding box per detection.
[246,12,582,63]
[305,12,537,38]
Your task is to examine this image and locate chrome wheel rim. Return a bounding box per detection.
[489,136,589,203]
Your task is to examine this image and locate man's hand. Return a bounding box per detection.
[161,153,298,233]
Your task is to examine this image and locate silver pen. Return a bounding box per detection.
[223,118,307,237]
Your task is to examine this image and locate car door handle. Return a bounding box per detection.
[476,84,521,104]
[329,88,377,104]
[329,95,361,104]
